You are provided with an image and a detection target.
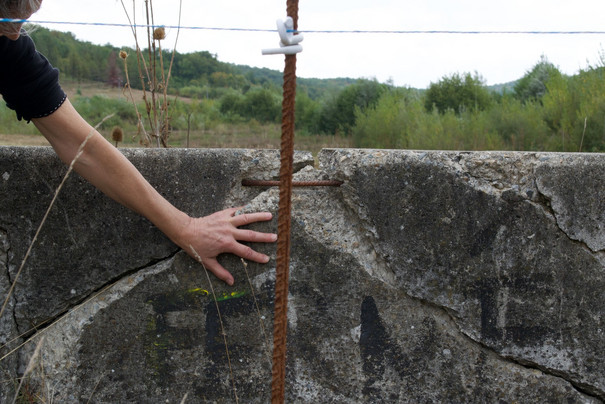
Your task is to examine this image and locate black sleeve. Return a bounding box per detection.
[0,35,67,122]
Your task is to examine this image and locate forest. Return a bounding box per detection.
[2,25,605,152]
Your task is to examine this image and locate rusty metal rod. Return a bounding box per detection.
[242,179,343,187]
[271,1,299,401]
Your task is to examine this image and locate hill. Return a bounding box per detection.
[28,26,354,100]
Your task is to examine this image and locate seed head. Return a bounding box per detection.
[111,126,124,143]
[153,27,166,41]
[119,50,128,59]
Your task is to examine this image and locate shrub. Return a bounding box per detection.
[424,72,492,115]
[514,56,561,103]
[319,79,387,135]
[241,88,281,123]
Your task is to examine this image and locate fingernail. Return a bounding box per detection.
[272,234,278,241]
[263,255,270,263]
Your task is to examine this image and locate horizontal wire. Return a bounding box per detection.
[1,18,276,32]
[298,29,605,35]
[2,18,605,35]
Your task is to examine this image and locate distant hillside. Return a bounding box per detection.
[231,63,357,99]
[28,26,354,100]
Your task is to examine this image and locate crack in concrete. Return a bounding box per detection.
[447,154,605,268]
[427,162,605,400]
[533,180,605,265]
[340,208,397,285]
[506,355,605,402]
[0,228,24,401]
[8,251,180,399]
[14,252,180,401]
[443,152,541,198]
[319,152,604,400]
[416,295,605,402]
[451,161,605,400]
[298,162,603,399]
[0,229,15,322]
[0,229,20,351]
[530,182,556,218]
[295,165,397,286]
[11,149,601,400]
[17,248,181,341]
[391,284,602,399]
[531,159,605,255]
[239,160,397,288]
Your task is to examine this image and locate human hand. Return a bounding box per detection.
[180,207,277,286]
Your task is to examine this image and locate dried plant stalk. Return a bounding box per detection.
[189,245,239,403]
[120,0,182,147]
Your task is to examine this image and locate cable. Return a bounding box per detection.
[2,18,605,35]
[2,18,276,32]
[297,29,605,35]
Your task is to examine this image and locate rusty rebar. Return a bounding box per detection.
[242,179,343,187]
[271,1,299,402]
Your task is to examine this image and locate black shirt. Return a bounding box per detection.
[0,34,66,122]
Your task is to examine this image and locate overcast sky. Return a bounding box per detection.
[31,0,605,88]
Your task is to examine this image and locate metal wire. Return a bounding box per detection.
[3,19,605,36]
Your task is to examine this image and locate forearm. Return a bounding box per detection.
[33,99,191,246]
[33,98,276,285]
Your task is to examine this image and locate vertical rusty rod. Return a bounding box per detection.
[271,1,299,403]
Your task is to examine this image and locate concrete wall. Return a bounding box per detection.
[0,147,603,403]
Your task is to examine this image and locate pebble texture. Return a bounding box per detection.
[0,147,603,403]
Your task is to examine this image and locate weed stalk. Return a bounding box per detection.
[120,0,182,148]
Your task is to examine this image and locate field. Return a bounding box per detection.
[0,79,353,155]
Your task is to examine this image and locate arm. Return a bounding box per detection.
[33,99,276,285]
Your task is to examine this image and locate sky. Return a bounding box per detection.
[30,0,605,89]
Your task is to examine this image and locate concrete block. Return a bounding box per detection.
[0,148,602,402]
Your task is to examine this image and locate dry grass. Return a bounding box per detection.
[2,79,353,154]
[167,125,353,155]
[0,134,50,147]
[0,128,352,158]
[60,78,148,105]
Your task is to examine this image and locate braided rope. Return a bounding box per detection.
[271,1,299,402]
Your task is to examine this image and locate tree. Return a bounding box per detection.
[424,72,492,114]
[173,51,221,83]
[219,91,244,117]
[353,89,411,148]
[514,56,561,103]
[241,88,280,123]
[318,79,387,135]
[295,91,321,134]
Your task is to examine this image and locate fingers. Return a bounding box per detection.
[229,209,276,243]
[230,210,273,227]
[187,207,276,286]
[234,228,278,243]
[202,258,235,286]
[230,243,271,264]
